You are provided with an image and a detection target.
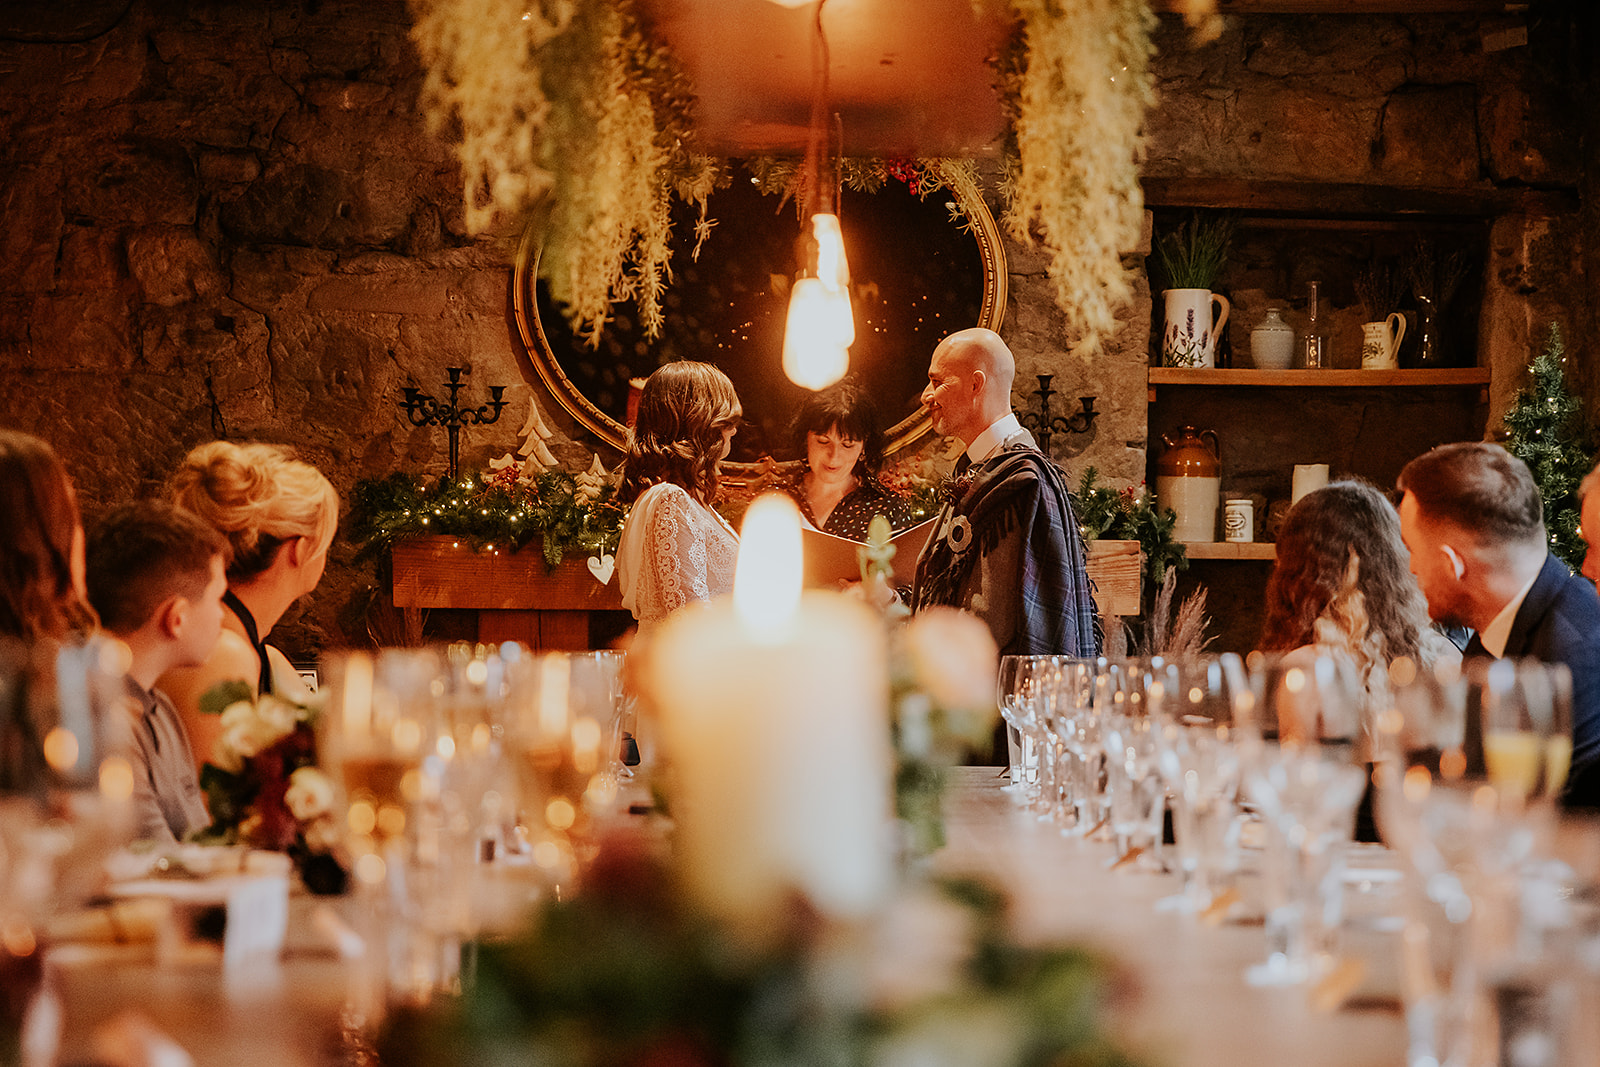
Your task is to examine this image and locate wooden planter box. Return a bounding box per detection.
[390,535,1143,651]
[1085,539,1142,619]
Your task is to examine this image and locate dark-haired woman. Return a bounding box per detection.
[0,429,97,645]
[616,362,743,641]
[783,377,912,541]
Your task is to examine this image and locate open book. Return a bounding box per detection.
[802,516,938,589]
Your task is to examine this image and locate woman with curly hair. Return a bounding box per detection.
[1259,480,1458,744]
[616,362,743,640]
[782,376,913,540]
[159,440,338,767]
[0,430,97,645]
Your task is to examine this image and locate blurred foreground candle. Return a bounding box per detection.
[645,494,893,935]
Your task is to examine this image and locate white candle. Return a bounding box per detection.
[645,494,894,936]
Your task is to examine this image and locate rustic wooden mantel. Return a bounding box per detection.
[390,536,1142,650]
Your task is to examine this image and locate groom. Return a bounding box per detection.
[911,327,1101,661]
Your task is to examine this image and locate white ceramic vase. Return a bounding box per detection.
[1250,308,1295,370]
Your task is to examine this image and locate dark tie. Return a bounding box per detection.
[954,453,972,476]
[1462,631,1488,658]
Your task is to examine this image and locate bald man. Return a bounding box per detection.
[911,329,1101,668]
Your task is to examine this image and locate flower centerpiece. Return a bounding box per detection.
[377,830,1144,1067]
[193,680,346,894]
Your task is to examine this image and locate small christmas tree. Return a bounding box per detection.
[1503,323,1595,569]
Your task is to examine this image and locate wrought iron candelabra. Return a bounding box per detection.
[399,367,509,480]
[1016,374,1098,457]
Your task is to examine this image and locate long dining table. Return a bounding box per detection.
[47,767,1412,1066]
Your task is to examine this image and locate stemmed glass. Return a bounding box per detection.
[996,655,1037,803]
[1154,653,1248,911]
[1373,655,1577,1067]
[1242,651,1369,987]
[1099,659,1167,866]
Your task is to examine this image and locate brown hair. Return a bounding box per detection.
[86,502,230,634]
[0,430,97,643]
[618,362,741,505]
[169,441,338,582]
[788,375,887,478]
[1396,441,1544,548]
[1259,480,1434,665]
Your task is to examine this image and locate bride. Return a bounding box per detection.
[616,362,743,641]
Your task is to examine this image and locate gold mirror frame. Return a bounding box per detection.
[512,178,1007,478]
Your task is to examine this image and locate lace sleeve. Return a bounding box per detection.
[644,486,714,618]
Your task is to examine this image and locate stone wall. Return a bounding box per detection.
[0,3,1594,657]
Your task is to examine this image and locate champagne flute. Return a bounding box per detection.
[996,655,1035,800]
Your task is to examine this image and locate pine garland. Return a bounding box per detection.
[1503,324,1595,569]
[351,468,626,569]
[1071,467,1187,587]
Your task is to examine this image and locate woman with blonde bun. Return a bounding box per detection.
[159,441,338,769]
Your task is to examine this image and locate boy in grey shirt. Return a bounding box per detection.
[86,502,229,844]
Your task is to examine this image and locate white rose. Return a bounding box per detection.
[901,606,998,713]
[216,700,270,770]
[285,767,335,822]
[301,815,341,854]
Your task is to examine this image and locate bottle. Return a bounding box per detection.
[1301,281,1327,369]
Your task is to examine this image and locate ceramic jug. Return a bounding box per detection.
[1250,308,1295,370]
[1162,289,1231,369]
[1359,313,1407,371]
[1155,426,1221,543]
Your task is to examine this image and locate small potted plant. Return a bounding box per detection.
[1153,212,1235,368]
[1354,262,1407,370]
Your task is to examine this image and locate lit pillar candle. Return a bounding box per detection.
[645,494,894,935]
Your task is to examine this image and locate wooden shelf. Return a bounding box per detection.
[1183,542,1277,561]
[1141,177,1574,219]
[1150,367,1490,388]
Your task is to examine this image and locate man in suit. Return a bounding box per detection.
[911,327,1100,662]
[1397,441,1600,808]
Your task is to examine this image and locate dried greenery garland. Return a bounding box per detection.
[410,0,1161,357]
[990,0,1157,355]
[409,0,722,346]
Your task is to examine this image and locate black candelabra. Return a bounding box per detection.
[399,367,509,480]
[1016,374,1098,457]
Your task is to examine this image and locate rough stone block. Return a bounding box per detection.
[1376,85,1480,187]
[1,165,65,293]
[126,226,226,308]
[64,142,198,227]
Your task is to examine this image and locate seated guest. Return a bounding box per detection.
[0,429,97,645]
[1259,481,1459,741]
[782,376,913,540]
[1397,441,1600,808]
[160,441,338,770]
[86,503,229,844]
[1580,460,1600,593]
[616,362,743,642]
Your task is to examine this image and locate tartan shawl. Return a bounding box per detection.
[911,437,1102,658]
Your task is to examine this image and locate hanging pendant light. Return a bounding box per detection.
[780,0,852,392]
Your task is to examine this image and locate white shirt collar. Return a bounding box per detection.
[966,412,1022,465]
[1477,567,1541,658]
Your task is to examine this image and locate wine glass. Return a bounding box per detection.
[1242,651,1369,987]
[1099,658,1167,866]
[996,655,1036,802]
[1373,655,1576,1067]
[1154,653,1248,912]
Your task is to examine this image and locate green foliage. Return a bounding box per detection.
[1504,324,1595,569]
[350,468,626,569]
[1152,211,1235,291]
[1071,467,1188,588]
[377,845,1144,1067]
[198,679,253,717]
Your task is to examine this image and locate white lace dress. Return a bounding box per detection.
[617,482,739,641]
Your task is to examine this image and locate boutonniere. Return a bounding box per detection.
[941,470,977,505]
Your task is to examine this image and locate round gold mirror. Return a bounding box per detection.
[512,172,1006,477]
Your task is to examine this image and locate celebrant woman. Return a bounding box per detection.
[782,376,913,540]
[616,362,742,641]
[160,440,338,768]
